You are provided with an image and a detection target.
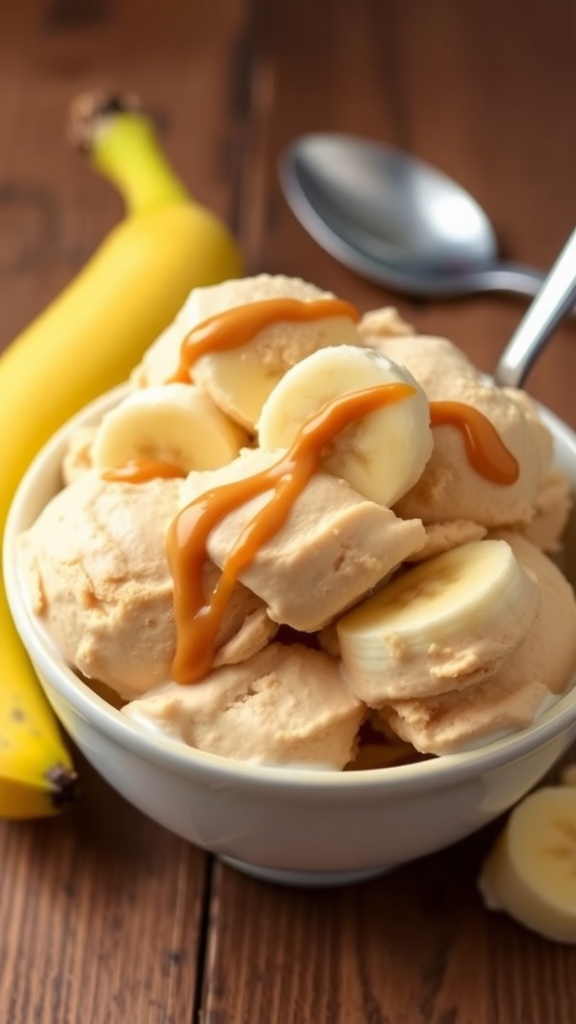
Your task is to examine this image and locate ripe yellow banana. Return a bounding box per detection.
[0,89,244,818]
[0,589,79,819]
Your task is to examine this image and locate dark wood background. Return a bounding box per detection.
[1,1,576,1021]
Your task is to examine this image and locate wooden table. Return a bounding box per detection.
[2,2,576,1021]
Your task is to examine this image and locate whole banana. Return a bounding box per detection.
[0,89,244,818]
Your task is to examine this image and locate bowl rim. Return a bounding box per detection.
[5,384,576,796]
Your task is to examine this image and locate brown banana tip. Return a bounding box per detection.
[67,88,142,152]
[45,763,81,809]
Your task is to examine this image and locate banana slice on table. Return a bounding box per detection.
[336,538,540,703]
[92,382,247,473]
[478,786,576,944]
[257,344,433,507]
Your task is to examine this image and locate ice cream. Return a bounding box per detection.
[17,471,276,699]
[16,275,576,768]
[336,538,542,703]
[180,448,426,632]
[123,643,364,769]
[378,534,576,754]
[358,322,555,530]
[522,468,573,554]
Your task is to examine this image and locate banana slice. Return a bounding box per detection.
[478,786,576,943]
[336,538,540,703]
[257,345,433,507]
[92,383,247,473]
[134,274,362,429]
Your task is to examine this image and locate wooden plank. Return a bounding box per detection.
[204,825,576,1024]
[0,753,208,1023]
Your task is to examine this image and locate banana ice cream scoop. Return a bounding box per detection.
[360,331,552,529]
[180,448,426,632]
[17,471,180,698]
[16,471,276,699]
[199,561,278,669]
[132,274,362,429]
[381,672,556,758]
[357,306,414,340]
[491,531,576,695]
[122,642,365,769]
[62,425,97,484]
[522,467,573,554]
[380,532,576,754]
[360,330,480,386]
[405,519,488,562]
[336,538,540,703]
[395,376,548,528]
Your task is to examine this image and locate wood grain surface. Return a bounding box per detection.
[1,1,576,1022]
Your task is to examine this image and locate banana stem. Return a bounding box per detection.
[68,90,190,215]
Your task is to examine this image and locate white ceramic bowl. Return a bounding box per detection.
[5,387,576,886]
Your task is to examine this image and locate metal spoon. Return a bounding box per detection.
[280,133,550,299]
[494,225,576,387]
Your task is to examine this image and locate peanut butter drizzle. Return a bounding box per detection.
[429,400,519,484]
[167,382,415,684]
[103,458,187,483]
[168,297,360,382]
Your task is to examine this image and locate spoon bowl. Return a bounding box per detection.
[281,132,576,390]
[280,133,546,298]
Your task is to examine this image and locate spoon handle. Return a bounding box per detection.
[472,263,546,297]
[494,228,576,389]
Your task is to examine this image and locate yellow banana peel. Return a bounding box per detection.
[0,89,244,818]
[0,589,79,819]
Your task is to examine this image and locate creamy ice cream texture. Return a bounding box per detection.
[378,532,576,754]
[359,321,554,529]
[124,643,364,768]
[17,274,576,768]
[180,449,426,632]
[17,472,277,700]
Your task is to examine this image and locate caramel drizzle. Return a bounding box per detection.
[168,297,360,382]
[429,400,519,485]
[103,458,187,484]
[167,382,415,683]
[103,401,520,489]
[101,387,520,683]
